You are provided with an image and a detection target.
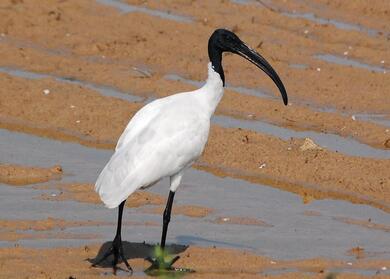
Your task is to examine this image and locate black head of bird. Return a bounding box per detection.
[208,28,288,105]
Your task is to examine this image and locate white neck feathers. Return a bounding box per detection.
[198,63,224,116]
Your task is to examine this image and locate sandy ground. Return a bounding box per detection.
[0,164,62,185]
[35,183,165,207]
[1,70,390,211]
[1,244,390,278]
[0,0,389,277]
[34,182,213,218]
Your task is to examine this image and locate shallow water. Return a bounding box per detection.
[1,128,389,262]
[262,267,390,276]
[230,0,257,4]
[354,113,390,128]
[315,54,388,73]
[9,63,386,159]
[166,72,390,143]
[299,105,390,129]
[212,115,390,159]
[0,36,70,58]
[96,0,193,23]
[288,63,308,70]
[282,12,379,37]
[0,67,144,103]
[165,73,275,99]
[231,0,381,37]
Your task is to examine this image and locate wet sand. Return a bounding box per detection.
[140,204,213,218]
[35,182,212,218]
[1,244,389,278]
[0,164,62,185]
[1,70,390,211]
[0,0,389,277]
[35,183,165,208]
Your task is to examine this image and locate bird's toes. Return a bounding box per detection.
[144,255,194,275]
[170,255,180,266]
[145,255,180,271]
[119,252,133,273]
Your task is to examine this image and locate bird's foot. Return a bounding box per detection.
[144,246,194,275]
[91,235,133,275]
[145,254,180,271]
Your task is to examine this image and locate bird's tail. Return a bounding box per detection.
[95,154,139,209]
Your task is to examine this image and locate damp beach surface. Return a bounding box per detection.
[1,129,390,278]
[0,0,389,278]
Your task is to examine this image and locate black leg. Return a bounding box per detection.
[92,200,132,274]
[145,191,181,271]
[160,191,175,249]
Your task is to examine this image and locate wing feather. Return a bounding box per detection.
[95,93,209,208]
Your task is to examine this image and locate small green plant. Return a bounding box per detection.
[325,273,338,279]
[152,246,176,270]
[145,246,193,278]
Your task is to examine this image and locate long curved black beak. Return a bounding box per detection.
[234,43,288,105]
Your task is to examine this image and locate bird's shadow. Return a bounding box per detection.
[87,241,188,268]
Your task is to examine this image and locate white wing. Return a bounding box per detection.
[95,92,210,208]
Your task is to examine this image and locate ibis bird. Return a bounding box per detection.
[92,28,288,273]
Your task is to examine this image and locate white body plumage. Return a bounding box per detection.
[95,63,223,208]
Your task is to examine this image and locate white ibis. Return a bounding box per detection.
[92,28,288,273]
